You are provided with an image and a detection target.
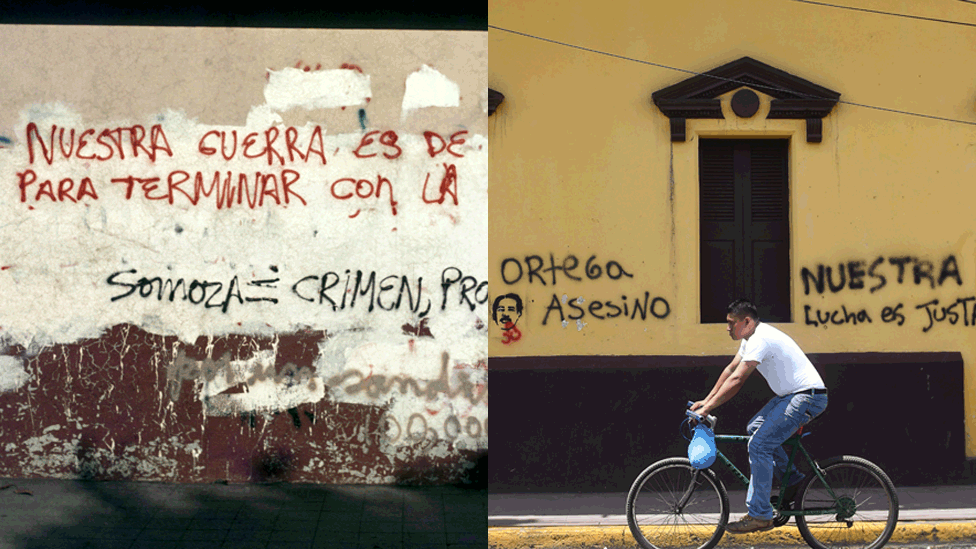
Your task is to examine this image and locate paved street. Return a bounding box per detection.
[0,478,487,549]
[489,486,976,549]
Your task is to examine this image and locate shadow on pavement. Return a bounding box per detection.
[0,475,487,549]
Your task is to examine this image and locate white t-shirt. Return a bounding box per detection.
[737,322,826,397]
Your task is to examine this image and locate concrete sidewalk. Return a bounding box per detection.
[489,486,976,548]
[0,478,486,549]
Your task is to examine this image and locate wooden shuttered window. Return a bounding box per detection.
[699,139,791,323]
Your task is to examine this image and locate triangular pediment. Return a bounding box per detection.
[489,88,504,116]
[651,57,840,142]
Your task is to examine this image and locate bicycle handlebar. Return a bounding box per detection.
[686,401,717,430]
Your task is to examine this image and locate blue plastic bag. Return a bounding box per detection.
[687,423,717,469]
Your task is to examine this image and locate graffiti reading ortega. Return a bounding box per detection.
[501,253,634,285]
[107,266,487,315]
[800,255,962,295]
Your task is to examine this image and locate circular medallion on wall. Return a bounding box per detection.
[731,88,760,118]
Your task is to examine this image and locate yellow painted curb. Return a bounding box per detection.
[488,522,976,548]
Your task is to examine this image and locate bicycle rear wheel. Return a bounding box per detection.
[795,456,898,549]
[626,457,729,549]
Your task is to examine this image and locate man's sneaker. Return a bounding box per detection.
[726,514,775,534]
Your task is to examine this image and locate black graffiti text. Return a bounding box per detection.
[440,267,489,311]
[803,304,873,328]
[916,297,976,333]
[292,270,432,317]
[800,255,962,295]
[801,296,976,332]
[501,253,634,286]
[107,269,276,313]
[542,292,670,325]
[881,303,906,325]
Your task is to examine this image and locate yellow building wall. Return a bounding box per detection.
[489,1,976,454]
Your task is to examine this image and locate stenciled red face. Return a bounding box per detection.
[496,298,521,328]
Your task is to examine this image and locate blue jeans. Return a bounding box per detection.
[745,392,828,520]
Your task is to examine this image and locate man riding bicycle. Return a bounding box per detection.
[691,298,828,534]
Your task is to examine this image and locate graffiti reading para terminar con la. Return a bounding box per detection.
[106,267,487,315]
[16,123,470,212]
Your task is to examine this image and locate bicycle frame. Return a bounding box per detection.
[628,411,900,549]
[710,432,842,518]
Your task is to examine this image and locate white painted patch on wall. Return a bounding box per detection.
[264,68,372,111]
[0,356,28,393]
[402,65,460,117]
[198,349,326,416]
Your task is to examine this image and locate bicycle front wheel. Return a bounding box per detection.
[795,455,899,549]
[626,457,729,549]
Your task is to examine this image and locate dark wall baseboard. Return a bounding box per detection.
[490,352,966,492]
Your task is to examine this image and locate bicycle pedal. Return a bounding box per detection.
[770,496,792,509]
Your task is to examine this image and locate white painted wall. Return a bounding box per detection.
[0,26,487,479]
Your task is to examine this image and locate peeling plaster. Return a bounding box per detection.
[402,64,460,116]
[264,68,371,111]
[0,356,28,393]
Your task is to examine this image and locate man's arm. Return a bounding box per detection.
[691,353,741,412]
[697,359,760,417]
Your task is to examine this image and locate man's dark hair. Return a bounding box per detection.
[492,293,523,322]
[727,298,760,322]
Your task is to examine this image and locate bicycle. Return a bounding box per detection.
[626,403,898,549]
